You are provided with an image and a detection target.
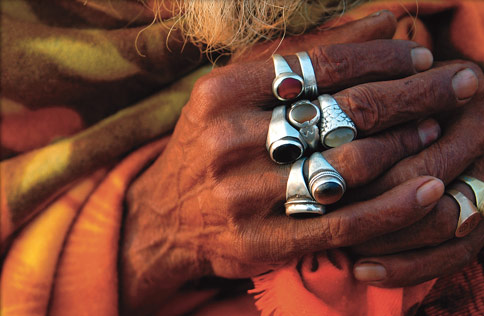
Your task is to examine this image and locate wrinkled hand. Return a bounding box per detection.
[119,12,482,314]
[349,68,484,287]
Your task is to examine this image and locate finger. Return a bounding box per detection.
[190,39,432,113]
[351,180,479,256]
[210,117,440,197]
[239,176,444,262]
[353,91,484,200]
[329,62,480,136]
[321,119,441,188]
[232,10,397,62]
[353,222,484,287]
[311,10,397,44]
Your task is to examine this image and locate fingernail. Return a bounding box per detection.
[452,68,478,100]
[411,47,433,72]
[416,178,444,207]
[354,262,386,282]
[418,119,441,147]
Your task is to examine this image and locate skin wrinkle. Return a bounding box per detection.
[366,225,484,288]
[116,7,484,310]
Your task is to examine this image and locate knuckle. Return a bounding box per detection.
[326,216,353,247]
[336,145,372,184]
[310,46,350,87]
[422,145,447,179]
[341,85,383,132]
[211,178,255,215]
[380,129,410,160]
[387,124,422,156]
[238,222,285,263]
[190,74,227,119]
[212,180,239,210]
[203,128,225,156]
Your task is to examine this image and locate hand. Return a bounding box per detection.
[351,160,484,287]
[348,72,484,287]
[230,9,399,62]
[119,27,480,315]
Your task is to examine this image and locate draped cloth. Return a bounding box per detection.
[0,1,483,315]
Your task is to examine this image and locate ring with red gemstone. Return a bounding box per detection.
[272,54,304,101]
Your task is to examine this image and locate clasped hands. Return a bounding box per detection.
[120,11,484,314]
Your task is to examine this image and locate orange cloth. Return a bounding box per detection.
[249,1,484,316]
[250,251,435,316]
[1,138,168,316]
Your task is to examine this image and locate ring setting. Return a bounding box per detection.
[307,152,346,205]
[288,100,321,150]
[285,158,325,216]
[272,54,304,101]
[318,94,357,148]
[266,105,308,164]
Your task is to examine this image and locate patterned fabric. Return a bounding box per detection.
[1,0,210,249]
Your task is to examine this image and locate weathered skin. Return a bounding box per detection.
[119,11,484,315]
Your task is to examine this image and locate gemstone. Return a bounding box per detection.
[291,103,318,123]
[273,143,302,164]
[277,78,302,100]
[312,179,343,204]
[324,128,355,148]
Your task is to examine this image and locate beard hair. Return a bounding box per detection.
[161,0,364,53]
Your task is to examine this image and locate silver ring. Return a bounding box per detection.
[446,189,481,238]
[458,175,484,214]
[307,152,346,205]
[288,100,321,128]
[285,158,325,216]
[318,94,357,148]
[288,100,321,150]
[266,106,308,164]
[299,125,320,151]
[296,52,318,99]
[272,54,304,101]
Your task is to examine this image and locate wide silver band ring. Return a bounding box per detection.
[288,100,321,150]
[307,152,346,205]
[318,94,357,148]
[296,52,318,99]
[458,175,484,214]
[272,54,304,101]
[266,105,308,164]
[446,189,481,238]
[285,158,325,216]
